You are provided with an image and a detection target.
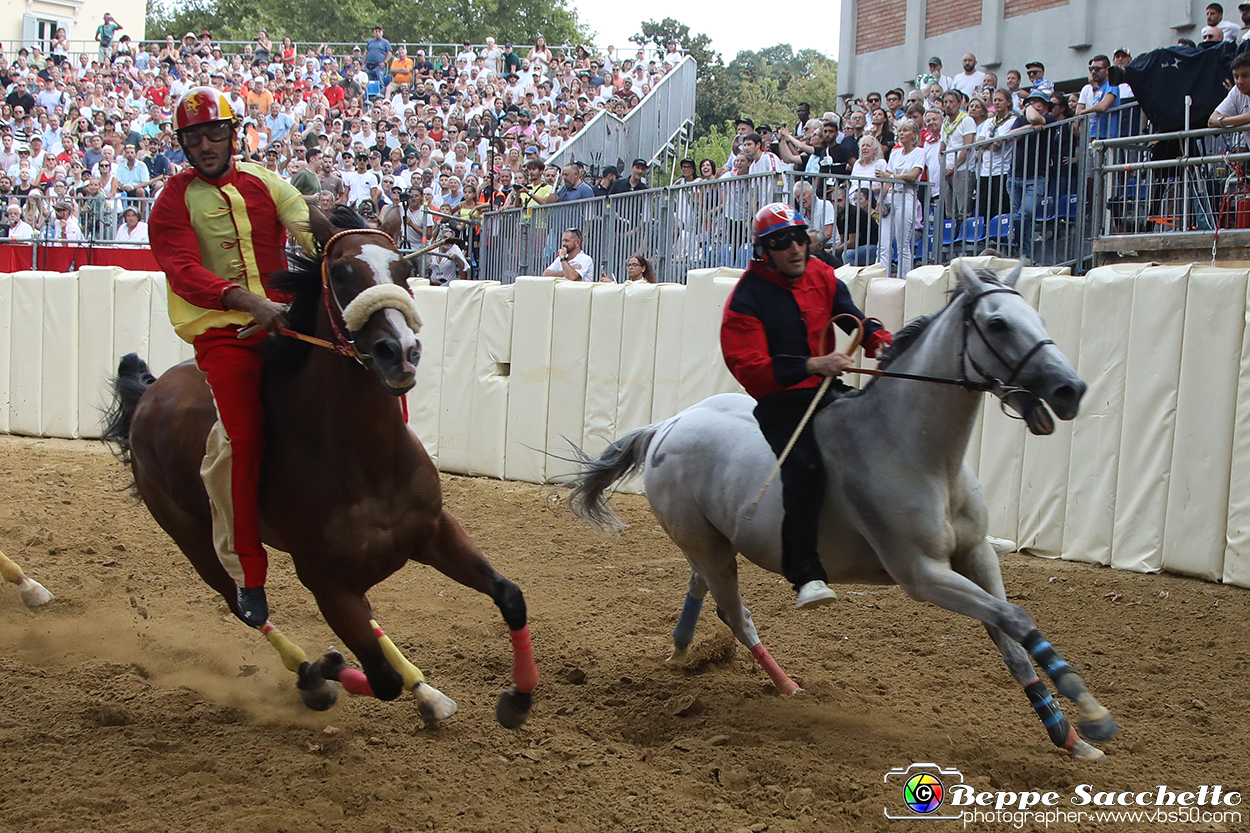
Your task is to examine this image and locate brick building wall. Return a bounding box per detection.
[1005,0,1070,19]
[925,0,983,38]
[856,0,909,54]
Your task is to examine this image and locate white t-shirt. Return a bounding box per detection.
[886,145,927,199]
[343,169,379,204]
[851,158,888,189]
[114,220,150,244]
[546,250,593,280]
[942,112,978,172]
[950,71,986,100]
[1218,18,1241,41]
[1214,86,1250,120]
[977,116,1015,178]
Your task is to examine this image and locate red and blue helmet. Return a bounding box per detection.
[751,202,808,259]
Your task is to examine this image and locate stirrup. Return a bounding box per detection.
[235,586,269,628]
[796,580,837,609]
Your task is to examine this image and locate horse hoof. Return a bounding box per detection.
[1070,738,1107,762]
[414,682,458,726]
[496,686,533,729]
[666,648,689,665]
[18,578,53,608]
[1078,713,1121,743]
[299,679,339,711]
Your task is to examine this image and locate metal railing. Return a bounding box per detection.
[1090,123,1247,244]
[2,193,158,245]
[546,57,697,176]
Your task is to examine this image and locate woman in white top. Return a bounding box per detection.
[851,136,888,196]
[528,36,552,74]
[977,89,1017,221]
[876,119,926,278]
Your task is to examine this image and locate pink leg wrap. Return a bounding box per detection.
[750,643,801,695]
[337,667,374,698]
[510,625,539,693]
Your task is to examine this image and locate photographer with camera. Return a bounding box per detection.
[507,158,557,208]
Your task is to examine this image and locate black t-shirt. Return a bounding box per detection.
[840,206,879,247]
[1009,114,1060,180]
[810,143,856,177]
[607,177,646,195]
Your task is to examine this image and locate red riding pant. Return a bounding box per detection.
[194,326,268,588]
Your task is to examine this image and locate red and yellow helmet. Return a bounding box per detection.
[751,202,808,260]
[172,86,236,132]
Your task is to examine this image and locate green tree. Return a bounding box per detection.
[631,18,734,137]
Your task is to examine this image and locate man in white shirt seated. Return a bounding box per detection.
[49,200,82,244]
[114,206,149,244]
[4,203,34,240]
[541,227,594,280]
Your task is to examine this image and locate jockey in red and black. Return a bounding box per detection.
[721,203,892,608]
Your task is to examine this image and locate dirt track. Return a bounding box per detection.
[1,435,1247,833]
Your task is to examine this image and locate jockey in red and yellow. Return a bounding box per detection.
[151,86,315,627]
[721,203,892,609]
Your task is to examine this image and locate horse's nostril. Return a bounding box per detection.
[373,339,399,364]
[406,345,421,365]
[1052,385,1076,402]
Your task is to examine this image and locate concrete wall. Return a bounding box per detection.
[3,260,1249,588]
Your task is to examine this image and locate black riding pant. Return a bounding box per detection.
[754,385,845,591]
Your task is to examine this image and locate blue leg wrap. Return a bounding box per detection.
[1022,628,1075,682]
[672,593,704,651]
[1025,678,1075,749]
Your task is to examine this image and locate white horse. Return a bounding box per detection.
[568,261,1119,760]
[1,549,53,608]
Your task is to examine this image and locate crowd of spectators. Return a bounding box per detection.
[0,13,688,272]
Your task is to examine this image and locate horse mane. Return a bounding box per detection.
[845,267,1005,396]
[262,206,373,372]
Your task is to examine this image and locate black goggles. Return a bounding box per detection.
[179,120,233,147]
[762,227,809,251]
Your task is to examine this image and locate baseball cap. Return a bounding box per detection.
[735,116,755,129]
[524,145,539,154]
[928,56,943,66]
[602,165,619,176]
[1024,60,1045,70]
[631,158,648,168]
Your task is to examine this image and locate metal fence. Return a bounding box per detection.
[2,193,158,245]
[546,57,697,175]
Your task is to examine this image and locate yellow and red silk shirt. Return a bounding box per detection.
[151,161,314,342]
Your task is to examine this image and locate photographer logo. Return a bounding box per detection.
[884,763,965,820]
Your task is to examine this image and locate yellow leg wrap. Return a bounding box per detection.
[0,549,27,585]
[371,619,424,689]
[261,623,309,673]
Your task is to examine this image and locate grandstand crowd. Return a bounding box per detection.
[3,2,1250,278]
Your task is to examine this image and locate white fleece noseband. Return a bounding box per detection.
[341,283,423,334]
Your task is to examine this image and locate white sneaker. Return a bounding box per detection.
[796,580,838,609]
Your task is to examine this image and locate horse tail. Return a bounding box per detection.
[101,353,156,465]
[566,424,660,533]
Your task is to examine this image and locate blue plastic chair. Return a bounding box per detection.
[988,214,1011,240]
[366,79,381,99]
[961,217,987,244]
[1059,194,1080,221]
[940,218,958,245]
[1036,196,1058,223]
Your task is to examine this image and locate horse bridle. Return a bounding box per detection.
[320,227,406,367]
[958,287,1056,404]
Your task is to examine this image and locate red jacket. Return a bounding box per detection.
[721,258,890,400]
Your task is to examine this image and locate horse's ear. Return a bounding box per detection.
[1002,261,1024,288]
[307,204,335,248]
[953,258,984,291]
[379,204,401,245]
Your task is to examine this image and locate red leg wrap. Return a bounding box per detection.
[510,625,539,693]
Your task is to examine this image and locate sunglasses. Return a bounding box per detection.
[762,228,809,251]
[179,121,233,147]
[867,97,881,103]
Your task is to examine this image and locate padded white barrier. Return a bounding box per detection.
[676,268,742,411]
[1062,264,1148,565]
[408,281,448,462]
[650,284,686,422]
[1164,268,1246,582]
[466,283,513,478]
[582,282,626,458]
[0,273,11,434]
[9,272,46,435]
[838,264,882,311]
[617,280,661,435]
[975,270,1047,544]
[504,277,558,483]
[903,266,951,324]
[41,273,79,439]
[112,271,153,371]
[1111,265,1190,574]
[544,282,594,477]
[76,267,119,439]
[146,275,193,378]
[861,278,905,376]
[437,280,494,475]
[1224,268,1250,589]
[1017,275,1086,557]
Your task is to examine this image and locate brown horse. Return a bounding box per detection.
[102,206,537,727]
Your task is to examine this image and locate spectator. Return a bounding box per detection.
[114,205,148,243]
[840,187,880,266]
[541,227,593,279]
[851,136,888,193]
[556,164,594,201]
[608,159,648,194]
[978,89,1017,221]
[624,253,657,282]
[388,46,414,95]
[115,141,151,204]
[429,229,470,284]
[1202,25,1225,42]
[1210,51,1250,127]
[4,203,33,239]
[1024,62,1054,97]
[1007,92,1059,265]
[795,181,837,245]
[49,200,82,243]
[364,26,392,85]
[677,158,697,183]
[95,13,123,67]
[941,90,976,226]
[1076,55,1120,139]
[1209,3,1241,40]
[877,118,926,277]
[950,53,986,99]
[1240,2,1250,40]
[917,57,953,93]
[591,165,617,196]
